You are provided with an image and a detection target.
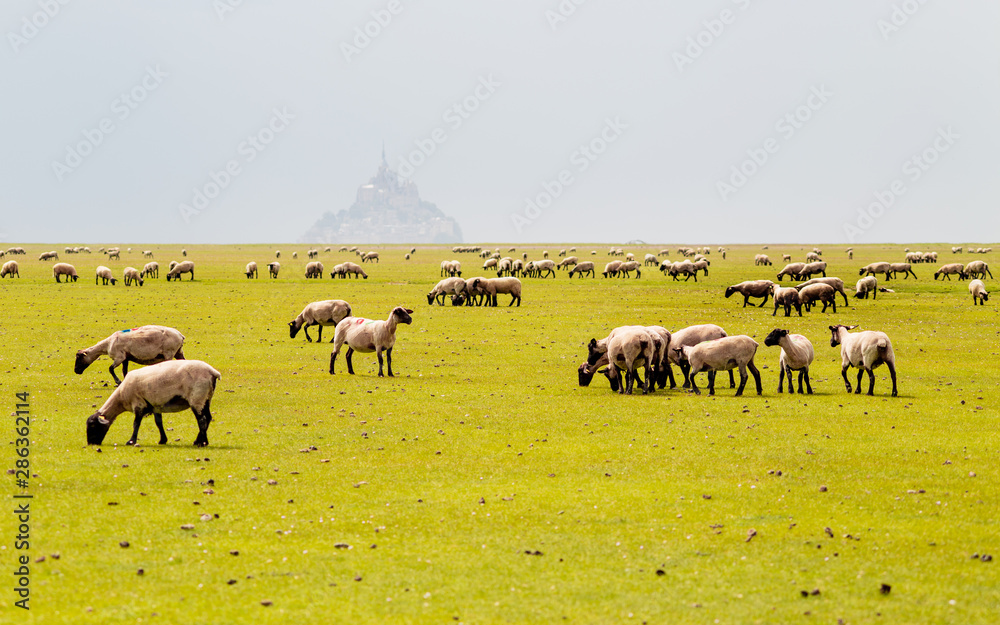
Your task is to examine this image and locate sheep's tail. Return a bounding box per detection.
[876,338,888,352]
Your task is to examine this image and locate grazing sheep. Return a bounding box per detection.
[668,260,699,281]
[168,261,178,272]
[428,277,468,305]
[905,252,923,264]
[468,277,521,306]
[923,252,938,263]
[846,248,853,260]
[584,326,659,394]
[952,246,963,254]
[964,260,993,280]
[276,250,281,258]
[293,252,298,259]
[410,247,417,254]
[107,249,120,260]
[763,329,814,394]
[782,254,792,262]
[568,261,595,278]
[143,250,154,258]
[245,261,258,279]
[181,249,187,257]
[532,259,556,278]
[441,260,462,277]
[324,247,332,253]
[776,262,806,281]
[829,324,898,397]
[483,258,499,270]
[969,279,989,305]
[889,263,917,280]
[800,261,827,278]
[52,263,78,283]
[859,262,893,281]
[558,249,567,257]
[599,327,656,395]
[754,254,772,266]
[329,306,414,377]
[166,261,195,282]
[854,276,878,299]
[123,267,144,287]
[96,266,117,286]
[289,300,353,342]
[362,251,380,263]
[85,359,219,447]
[934,263,968,281]
[341,262,368,279]
[305,261,324,279]
[806,252,821,262]
[461,276,490,306]
[619,261,641,279]
[795,277,850,307]
[557,256,579,270]
[75,325,186,386]
[692,259,709,277]
[643,254,658,267]
[674,336,762,396]
[771,284,803,317]
[267,262,280,278]
[667,324,733,389]
[543,251,550,259]
[603,260,623,278]
[725,280,775,308]
[143,262,159,279]
[1,260,19,278]
[405,253,411,260]
[308,249,318,259]
[39,251,59,261]
[798,283,838,313]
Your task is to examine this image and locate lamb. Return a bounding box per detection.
[800,261,827,278]
[798,283,837,313]
[143,261,159,278]
[341,262,368,279]
[329,306,414,377]
[782,254,792,262]
[289,299,353,342]
[854,276,878,299]
[166,261,195,281]
[428,277,468,305]
[557,256,579,270]
[754,254,772,266]
[473,277,522,306]
[267,262,280,278]
[643,254,658,267]
[362,251,380,263]
[96,266,118,286]
[964,260,993,280]
[829,325,898,396]
[39,251,59,261]
[763,329,814,394]
[304,261,324,279]
[969,279,989,305]
[859,262,893,281]
[771,284,802,317]
[776,262,806,281]
[568,261,595,278]
[1,260,19,278]
[934,263,968,281]
[674,336,762,396]
[123,267,144,287]
[85,360,220,447]
[245,261,258,279]
[75,325,186,386]
[795,277,850,307]
[667,324,734,389]
[725,280,775,308]
[602,260,623,278]
[52,263,78,283]
[889,263,917,280]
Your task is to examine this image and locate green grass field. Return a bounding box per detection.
[1,243,997,624]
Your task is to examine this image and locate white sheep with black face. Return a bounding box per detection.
[770,284,802,317]
[427,277,468,306]
[96,265,117,286]
[969,279,989,305]
[123,267,144,287]
[829,324,897,397]
[725,280,775,308]
[854,276,878,299]
[289,300,352,342]
[143,262,159,278]
[166,261,195,281]
[245,261,258,279]
[1,260,20,278]
[52,263,78,283]
[568,262,595,278]
[674,336,762,397]
[75,325,186,385]
[329,307,414,377]
[764,329,814,394]
[964,260,993,280]
[267,262,280,278]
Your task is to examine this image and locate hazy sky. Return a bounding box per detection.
[3,1,997,244]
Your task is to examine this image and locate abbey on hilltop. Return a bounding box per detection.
[300,147,463,244]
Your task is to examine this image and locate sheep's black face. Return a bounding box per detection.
[829,326,843,348]
[858,268,865,276]
[763,329,787,347]
[288,321,300,338]
[426,293,435,305]
[672,347,688,365]
[393,308,413,324]
[577,363,595,387]
[74,352,90,374]
[602,368,620,392]
[724,287,735,298]
[86,413,110,445]
[451,294,465,306]
[585,339,603,366]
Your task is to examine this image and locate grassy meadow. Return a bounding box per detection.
[1,242,997,624]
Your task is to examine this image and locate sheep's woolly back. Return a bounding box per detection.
[681,335,758,372]
[668,324,728,365]
[97,360,220,421]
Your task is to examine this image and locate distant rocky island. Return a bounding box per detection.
[300,149,463,244]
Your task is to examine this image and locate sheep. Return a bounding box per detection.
[669,260,699,281]
[603,260,623,278]
[143,250,154,258]
[599,327,656,395]
[798,283,838,313]
[483,258,499,270]
[905,252,923,264]
[692,259,709,277]
[349,246,359,253]
[168,260,178,272]
[461,276,490,306]
[245,261,258,279]
[847,248,853,260]
[308,249,319,259]
[123,267,144,287]
[659,260,674,274]
[558,249,567,257]
[667,324,733,389]
[85,360,220,447]
[166,261,195,282]
[771,284,802,317]
[52,263,78,283]
[341,262,368,279]
[829,324,898,397]
[143,261,159,278]
[782,254,792,262]
[511,259,524,276]
[643,253,658,267]
[725,280,775,308]
[557,256,579,270]
[889,262,917,280]
[934,263,968,281]
[969,279,989,305]
[800,261,827,278]
[543,251,550,259]
[428,277,468,305]
[952,246,963,254]
[276,250,282,258]
[533,259,556,278]
[441,260,462,277]
[472,276,522,306]
[1,260,19,278]
[305,261,324,279]
[410,247,417,254]
[923,252,938,263]
[776,262,806,281]
[107,249,120,260]
[75,325,186,386]
[964,260,993,280]
[859,262,893,281]
[362,251,380,263]
[267,262,280,278]
[806,252,821,262]
[293,252,298,259]
[568,261,595,278]
[674,335,762,396]
[39,251,59,261]
[96,266,118,286]
[795,277,850,307]
[854,276,878,299]
[754,254,772,266]
[812,247,823,256]
[181,249,187,257]
[619,260,641,278]
[763,329,814,394]
[324,247,332,252]
[330,263,347,278]
[329,306,413,377]
[289,299,353,342]
[405,253,411,260]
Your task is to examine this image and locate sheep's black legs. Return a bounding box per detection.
[758,294,768,307]
[866,368,876,396]
[386,348,394,377]
[377,349,385,377]
[804,370,813,394]
[887,361,898,397]
[316,325,324,342]
[734,367,748,396]
[841,366,852,392]
[193,403,211,447]
[329,351,338,374]
[748,361,762,395]
[796,370,804,394]
[689,371,701,395]
[680,363,691,388]
[707,371,716,396]
[128,414,143,445]
[665,363,676,389]
[840,291,849,307]
[346,348,355,375]
[109,364,123,386]
[778,366,786,393]
[155,414,167,444]
[855,368,864,394]
[728,370,736,389]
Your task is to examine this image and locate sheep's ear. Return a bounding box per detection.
[404,308,413,314]
[588,338,597,349]
[846,325,859,330]
[828,325,837,332]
